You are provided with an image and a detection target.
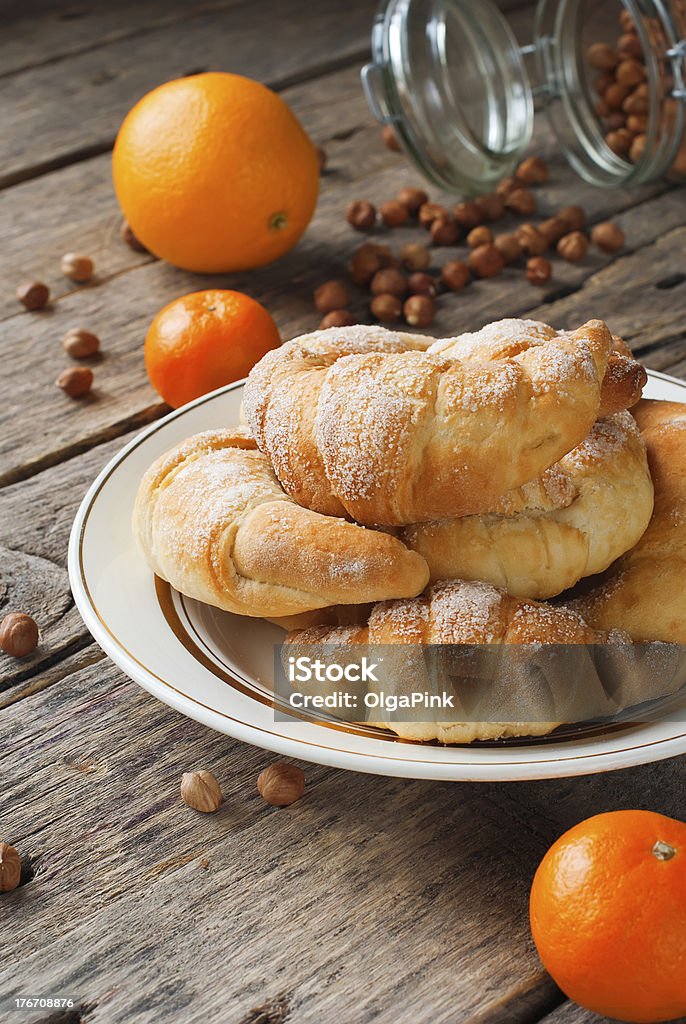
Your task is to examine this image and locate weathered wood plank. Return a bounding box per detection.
[541,1001,686,1023]
[0,0,378,188]
[1,653,684,1024]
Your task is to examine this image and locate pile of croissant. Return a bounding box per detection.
[134,319,686,741]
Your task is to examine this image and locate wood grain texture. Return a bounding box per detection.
[1,653,684,1024]
[541,1002,686,1023]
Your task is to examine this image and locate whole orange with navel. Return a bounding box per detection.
[112,72,319,273]
[145,289,280,408]
[530,810,686,1023]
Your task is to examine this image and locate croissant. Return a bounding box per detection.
[133,429,429,618]
[573,400,686,643]
[285,580,686,743]
[245,319,626,525]
[402,412,654,599]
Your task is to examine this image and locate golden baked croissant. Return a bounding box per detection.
[133,429,429,618]
[403,412,654,599]
[573,400,686,642]
[285,580,685,743]
[244,320,617,526]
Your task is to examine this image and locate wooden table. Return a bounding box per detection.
[1,2,685,1022]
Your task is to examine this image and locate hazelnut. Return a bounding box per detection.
[467,225,493,249]
[587,43,619,70]
[619,8,635,32]
[314,280,349,313]
[370,268,409,298]
[0,613,39,658]
[441,261,470,291]
[62,328,100,359]
[605,111,627,131]
[319,310,356,329]
[397,187,429,214]
[594,98,611,118]
[557,231,589,263]
[315,145,327,172]
[408,272,438,297]
[380,200,410,227]
[430,217,459,246]
[494,233,523,265]
[61,252,94,283]
[474,192,505,221]
[257,763,305,806]
[616,59,646,87]
[558,205,587,231]
[181,770,222,813]
[452,201,482,229]
[526,257,552,286]
[516,156,549,184]
[604,82,631,110]
[400,242,431,271]
[468,244,505,278]
[120,219,149,253]
[504,187,537,215]
[591,221,625,253]
[606,128,633,155]
[496,175,521,196]
[594,72,615,97]
[539,216,569,245]
[623,86,649,115]
[382,125,401,152]
[630,133,647,162]
[56,367,93,398]
[627,113,648,134]
[618,33,643,59]
[347,200,377,232]
[350,243,392,285]
[16,281,49,311]
[419,202,449,228]
[403,294,435,328]
[0,844,21,893]
[516,223,548,256]
[370,293,402,323]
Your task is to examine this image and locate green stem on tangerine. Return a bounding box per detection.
[653,840,677,861]
[270,212,288,231]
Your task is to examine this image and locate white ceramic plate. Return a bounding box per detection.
[69,371,686,781]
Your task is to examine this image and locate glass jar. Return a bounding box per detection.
[361,0,686,193]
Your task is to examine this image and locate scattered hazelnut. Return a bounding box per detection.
[494,233,523,265]
[347,200,377,232]
[604,82,631,110]
[397,187,429,214]
[370,293,402,323]
[591,221,625,253]
[430,217,459,246]
[0,613,39,658]
[120,219,149,253]
[61,253,94,283]
[557,231,589,263]
[496,175,521,196]
[62,328,100,359]
[616,59,646,87]
[587,43,619,71]
[504,187,537,215]
[0,844,21,893]
[400,242,431,271]
[370,268,409,298]
[630,133,647,162]
[618,33,643,59]
[408,272,438,297]
[474,193,505,221]
[558,205,587,231]
[441,261,470,291]
[516,223,548,256]
[382,125,401,152]
[314,280,349,313]
[319,310,356,329]
[403,294,435,328]
[181,770,222,813]
[468,244,505,278]
[16,281,49,311]
[526,256,552,286]
[257,763,305,806]
[606,128,633,155]
[56,367,93,398]
[315,145,328,173]
[350,243,392,285]
[419,202,449,228]
[467,225,493,249]
[539,216,569,245]
[380,200,410,227]
[452,201,482,229]
[516,156,549,184]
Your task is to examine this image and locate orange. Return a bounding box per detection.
[112,72,319,273]
[530,810,686,1023]
[144,289,280,408]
